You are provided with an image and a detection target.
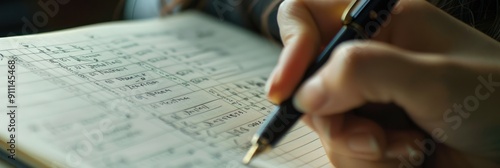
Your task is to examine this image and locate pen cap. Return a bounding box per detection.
[343,0,399,37]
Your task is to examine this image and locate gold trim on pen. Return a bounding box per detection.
[342,0,359,25]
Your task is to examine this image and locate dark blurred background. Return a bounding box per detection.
[0,0,281,41]
[2,0,498,42]
[0,0,139,37]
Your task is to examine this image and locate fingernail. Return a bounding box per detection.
[348,133,379,154]
[293,76,328,113]
[265,77,272,95]
[265,68,279,103]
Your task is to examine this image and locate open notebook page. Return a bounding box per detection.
[0,11,332,168]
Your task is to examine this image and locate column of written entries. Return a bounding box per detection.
[1,27,331,167]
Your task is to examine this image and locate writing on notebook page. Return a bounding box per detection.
[0,12,331,168]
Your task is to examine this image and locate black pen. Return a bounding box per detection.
[243,0,400,164]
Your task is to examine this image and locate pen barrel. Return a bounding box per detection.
[255,99,303,147]
[347,0,399,37]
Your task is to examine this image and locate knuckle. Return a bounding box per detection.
[277,0,291,14]
[280,32,296,46]
[277,0,301,21]
[335,43,370,72]
[397,0,435,15]
[325,42,378,92]
[319,42,371,90]
[277,0,305,42]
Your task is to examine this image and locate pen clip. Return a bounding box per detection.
[341,0,359,25]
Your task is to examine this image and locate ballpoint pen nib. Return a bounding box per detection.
[242,143,262,165]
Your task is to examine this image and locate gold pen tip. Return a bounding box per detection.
[242,143,262,165]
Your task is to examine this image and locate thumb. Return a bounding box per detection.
[293,40,445,118]
[266,0,349,104]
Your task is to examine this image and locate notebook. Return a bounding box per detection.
[0,11,331,168]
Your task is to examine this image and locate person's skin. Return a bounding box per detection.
[265,0,500,167]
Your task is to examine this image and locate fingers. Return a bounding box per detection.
[328,154,400,168]
[294,40,436,162]
[267,0,500,104]
[293,41,445,117]
[302,113,427,167]
[295,40,500,167]
[322,115,388,161]
[265,0,320,104]
[327,130,426,168]
[384,130,426,160]
[266,0,350,104]
[270,0,500,167]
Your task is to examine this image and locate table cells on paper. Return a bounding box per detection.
[84,58,128,71]
[149,91,216,112]
[160,64,209,82]
[171,50,218,63]
[68,52,116,65]
[200,109,257,132]
[159,99,233,125]
[62,119,166,157]
[174,100,226,120]
[144,55,177,67]
[109,67,152,82]
[132,84,193,104]
[87,63,144,81]
[115,77,177,96]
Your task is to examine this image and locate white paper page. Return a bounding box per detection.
[0,11,332,168]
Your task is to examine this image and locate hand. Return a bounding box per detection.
[266,0,500,167]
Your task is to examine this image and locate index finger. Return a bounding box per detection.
[266,0,350,104]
